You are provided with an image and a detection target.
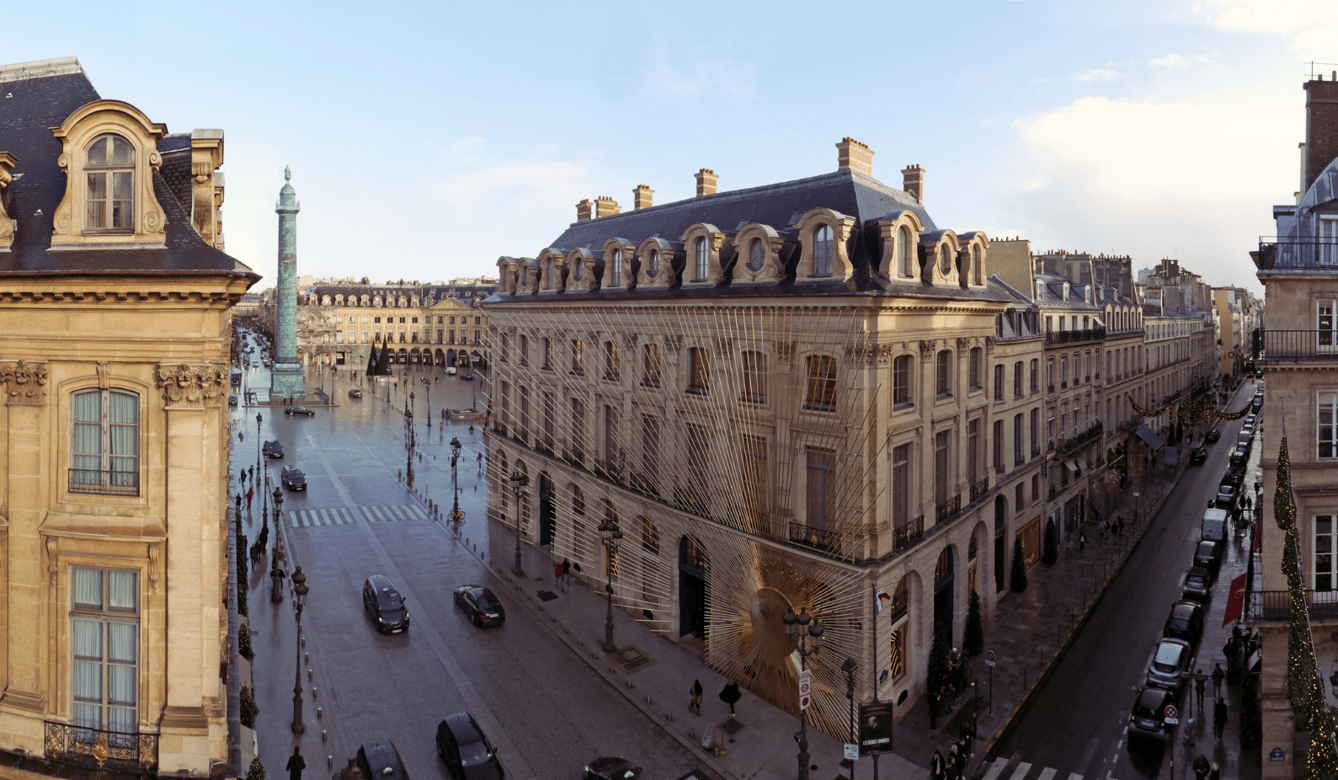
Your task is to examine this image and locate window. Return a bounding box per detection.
[543,338,553,370]
[805,355,837,411]
[571,339,584,374]
[85,134,134,231]
[500,334,509,363]
[647,250,660,278]
[570,398,585,462]
[499,381,511,434]
[806,447,835,534]
[603,405,619,467]
[742,435,767,527]
[891,443,911,533]
[969,347,982,390]
[1030,409,1040,456]
[694,237,709,281]
[1321,300,1338,351]
[641,415,659,489]
[992,420,1003,472]
[71,566,138,732]
[748,238,765,272]
[544,258,554,290]
[642,344,662,387]
[1014,413,1024,466]
[936,350,952,398]
[542,392,555,452]
[604,341,621,381]
[519,335,529,367]
[1014,361,1024,398]
[742,351,766,404]
[896,226,911,277]
[1032,473,1040,504]
[893,355,912,406]
[688,347,710,394]
[686,424,710,509]
[519,387,530,440]
[969,419,980,486]
[1318,515,1338,592]
[1047,357,1054,390]
[939,245,952,276]
[813,225,834,276]
[641,516,660,555]
[610,249,622,287]
[1060,356,1067,387]
[993,364,1005,401]
[934,430,951,506]
[1321,392,1338,459]
[72,389,139,496]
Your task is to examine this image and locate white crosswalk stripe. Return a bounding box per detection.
[983,758,1103,780]
[288,505,425,528]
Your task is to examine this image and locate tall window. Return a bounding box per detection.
[896,226,911,277]
[936,350,952,398]
[519,387,530,440]
[1060,356,1067,387]
[1014,361,1024,397]
[742,351,766,404]
[893,355,912,405]
[500,334,509,363]
[518,335,529,367]
[934,430,951,506]
[1030,409,1040,456]
[1013,413,1024,466]
[806,447,835,532]
[992,420,1003,472]
[641,415,660,489]
[694,237,709,281]
[542,392,555,452]
[813,225,834,276]
[643,344,662,387]
[891,443,910,533]
[1318,515,1338,591]
[543,337,553,370]
[688,347,710,394]
[85,134,134,231]
[748,238,765,272]
[609,249,622,287]
[969,419,980,485]
[1320,300,1338,351]
[1320,392,1338,459]
[969,347,982,390]
[994,364,1004,401]
[499,381,510,434]
[604,341,621,381]
[805,355,837,411]
[72,389,139,495]
[603,405,619,467]
[571,339,584,374]
[742,435,767,526]
[686,424,710,508]
[570,398,585,462]
[71,566,138,732]
[1047,357,1054,390]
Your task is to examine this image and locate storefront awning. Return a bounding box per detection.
[1164,448,1179,465]
[1064,458,1081,474]
[1136,425,1165,450]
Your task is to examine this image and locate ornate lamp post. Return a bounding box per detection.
[254,412,263,491]
[270,487,285,603]
[405,393,416,488]
[291,567,308,733]
[509,470,528,576]
[598,514,624,653]
[449,437,464,522]
[783,607,824,780]
[841,656,858,747]
[423,377,432,430]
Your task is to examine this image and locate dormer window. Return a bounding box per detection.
[939,245,951,276]
[813,225,834,277]
[896,227,911,277]
[573,257,584,283]
[85,134,134,231]
[648,250,660,278]
[610,249,622,286]
[545,259,554,290]
[747,238,764,272]
[694,237,708,281]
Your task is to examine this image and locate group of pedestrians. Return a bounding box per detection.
[929,721,974,780]
[552,558,571,591]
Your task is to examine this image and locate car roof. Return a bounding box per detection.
[366,574,394,589]
[1170,601,1200,616]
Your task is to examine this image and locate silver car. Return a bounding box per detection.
[1146,638,1193,692]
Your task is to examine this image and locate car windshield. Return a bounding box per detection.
[1197,543,1214,557]
[1135,690,1167,718]
[1153,643,1183,671]
[1187,572,1206,586]
[478,592,502,611]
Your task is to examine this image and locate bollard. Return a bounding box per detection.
[301,637,306,649]
[646,695,653,704]
[328,756,333,769]
[308,669,313,681]
[304,652,309,664]
[312,687,318,700]
[317,706,323,719]
[322,730,328,743]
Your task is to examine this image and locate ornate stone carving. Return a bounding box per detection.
[148,544,160,592]
[985,336,997,352]
[846,343,894,367]
[715,337,732,356]
[621,333,637,352]
[776,341,797,366]
[919,339,937,359]
[45,536,58,586]
[957,337,971,351]
[155,362,228,407]
[0,360,48,405]
[664,335,684,355]
[96,362,110,390]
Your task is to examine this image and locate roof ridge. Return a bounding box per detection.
[0,57,85,85]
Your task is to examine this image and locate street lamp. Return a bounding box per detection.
[291,566,308,734]
[270,487,285,603]
[509,470,528,576]
[783,607,824,780]
[449,437,464,522]
[423,377,432,429]
[841,657,857,748]
[599,513,624,653]
[254,413,263,501]
[405,393,416,488]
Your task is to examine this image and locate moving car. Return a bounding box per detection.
[356,739,409,780]
[584,757,642,780]
[1163,600,1204,645]
[1145,638,1193,692]
[228,394,238,407]
[285,405,316,417]
[363,575,410,633]
[1192,539,1222,575]
[454,585,506,627]
[1204,429,1220,444]
[436,713,503,780]
[461,372,475,381]
[281,466,306,491]
[447,366,458,376]
[263,440,284,459]
[1128,686,1176,742]
[1189,447,1207,464]
[1182,567,1213,603]
[349,388,363,399]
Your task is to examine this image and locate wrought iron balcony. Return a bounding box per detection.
[44,721,157,773]
[1245,589,1338,622]
[970,477,990,502]
[1254,329,1338,361]
[1254,237,1338,270]
[1044,328,1107,345]
[789,522,837,550]
[936,495,962,523]
[1055,421,1103,456]
[628,471,660,499]
[893,515,925,552]
[68,469,139,497]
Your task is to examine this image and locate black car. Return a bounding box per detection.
[285,405,316,417]
[1182,567,1213,603]
[454,585,505,627]
[1163,600,1204,645]
[263,439,284,459]
[1204,429,1221,444]
[349,388,363,399]
[1229,446,1248,471]
[436,713,503,780]
[228,394,238,407]
[1221,468,1244,488]
[1193,539,1222,574]
[1189,447,1207,464]
[461,372,475,381]
[281,466,306,491]
[363,575,410,633]
[356,739,409,780]
[584,757,642,780]
[1129,687,1176,742]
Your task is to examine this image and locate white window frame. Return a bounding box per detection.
[71,566,139,733]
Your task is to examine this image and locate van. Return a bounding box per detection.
[1202,507,1228,544]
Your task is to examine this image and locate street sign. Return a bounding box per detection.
[798,670,812,711]
[1165,704,1178,724]
[844,744,860,760]
[985,650,996,668]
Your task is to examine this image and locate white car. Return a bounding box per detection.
[447,366,458,376]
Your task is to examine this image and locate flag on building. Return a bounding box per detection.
[1223,573,1247,626]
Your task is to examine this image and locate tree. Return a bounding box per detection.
[1010,536,1028,593]
[927,624,951,694]
[365,348,377,377]
[964,589,984,656]
[246,758,265,780]
[374,345,391,376]
[1042,520,1058,565]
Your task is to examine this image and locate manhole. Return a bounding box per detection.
[537,591,558,602]
[612,645,653,673]
[720,717,745,736]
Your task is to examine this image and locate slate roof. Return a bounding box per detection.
[0,65,256,278]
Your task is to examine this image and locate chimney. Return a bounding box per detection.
[633,184,654,210]
[576,199,593,222]
[1303,75,1338,194]
[595,196,620,218]
[836,137,874,175]
[901,164,925,202]
[695,169,718,197]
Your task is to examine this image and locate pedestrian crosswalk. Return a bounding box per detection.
[286,504,429,528]
[983,759,1085,780]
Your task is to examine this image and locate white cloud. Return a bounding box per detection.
[1075,64,1123,83]
[431,161,591,207]
[451,137,486,152]
[1198,0,1338,57]
[1149,52,1218,69]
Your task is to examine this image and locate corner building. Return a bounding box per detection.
[0,58,256,776]
[483,140,1042,737]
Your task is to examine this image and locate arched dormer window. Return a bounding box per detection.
[897,226,911,277]
[544,259,554,290]
[694,237,708,281]
[648,250,660,278]
[610,249,623,287]
[813,225,834,277]
[938,245,951,276]
[747,238,764,272]
[361,295,370,306]
[84,134,134,231]
[971,245,983,285]
[411,297,419,308]
[398,296,408,307]
[373,297,382,307]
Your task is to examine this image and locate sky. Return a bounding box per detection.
[7,0,1338,294]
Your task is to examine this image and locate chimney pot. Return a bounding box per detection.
[901,164,926,202]
[695,168,718,197]
[835,137,874,176]
[633,185,654,210]
[576,199,593,222]
[595,196,621,218]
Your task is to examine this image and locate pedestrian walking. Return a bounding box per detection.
[946,745,960,780]
[954,740,968,777]
[554,561,565,592]
[960,717,975,756]
[561,558,571,589]
[286,747,306,780]
[689,679,702,716]
[246,487,253,510]
[1196,673,1206,713]
[1079,530,1086,553]
[1209,763,1220,780]
[1193,754,1210,780]
[1212,662,1225,697]
[1214,698,1228,739]
[719,681,741,716]
[258,524,269,554]
[477,451,483,470]
[930,750,946,780]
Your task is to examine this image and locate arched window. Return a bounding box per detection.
[972,245,983,284]
[647,250,660,278]
[939,245,952,276]
[813,225,834,276]
[748,238,764,272]
[573,258,584,282]
[610,249,622,287]
[640,516,660,554]
[545,259,554,290]
[694,237,708,281]
[935,548,953,585]
[71,388,139,495]
[85,134,134,230]
[896,226,911,277]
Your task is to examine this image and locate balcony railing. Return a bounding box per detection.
[1255,329,1338,361]
[970,477,990,502]
[1044,327,1107,345]
[1245,589,1338,622]
[68,469,139,497]
[936,494,962,523]
[790,522,838,550]
[893,515,925,552]
[1254,237,1338,270]
[44,721,158,773]
[1055,421,1103,456]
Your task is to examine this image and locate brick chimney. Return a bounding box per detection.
[595,196,621,218]
[836,137,874,175]
[695,169,718,196]
[1305,74,1338,195]
[901,164,925,202]
[576,199,593,222]
[633,185,654,210]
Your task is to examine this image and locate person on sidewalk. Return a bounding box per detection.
[689,679,702,716]
[1214,697,1228,739]
[930,750,946,780]
[286,747,306,780]
[946,745,960,780]
[561,559,571,589]
[719,681,740,716]
[1196,672,1206,714]
[1193,754,1210,780]
[1212,663,1225,697]
[1209,763,1220,780]
[960,717,975,756]
[954,740,968,777]
[554,561,565,592]
[928,687,940,729]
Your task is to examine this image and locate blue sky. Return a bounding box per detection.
[8,0,1336,292]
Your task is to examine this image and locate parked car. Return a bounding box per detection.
[228,394,238,407]
[447,366,458,376]
[263,439,284,459]
[1253,394,1263,411]
[356,739,409,780]
[461,372,475,381]
[363,575,410,633]
[1128,686,1176,742]
[1229,446,1248,471]
[281,466,306,491]
[454,585,506,627]
[1163,600,1204,645]
[584,757,642,780]
[436,713,503,780]
[1215,482,1238,508]
[349,388,363,399]
[1193,539,1222,575]
[1189,447,1207,464]
[1182,567,1213,603]
[285,405,316,417]
[1145,638,1193,692]
[1204,429,1221,444]
[1221,468,1244,488]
